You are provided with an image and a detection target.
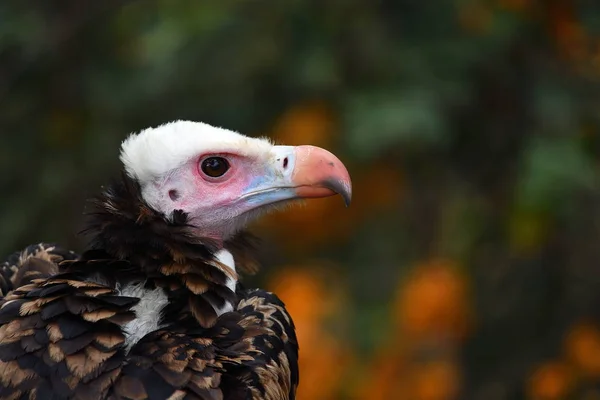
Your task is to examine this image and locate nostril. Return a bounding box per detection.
[168,190,180,201]
[283,157,289,169]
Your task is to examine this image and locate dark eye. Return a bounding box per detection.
[200,157,230,178]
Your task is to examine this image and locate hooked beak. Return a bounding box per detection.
[239,145,352,209]
[289,145,352,206]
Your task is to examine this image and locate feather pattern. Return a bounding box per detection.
[0,243,79,299]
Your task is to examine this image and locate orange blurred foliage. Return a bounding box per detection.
[268,265,353,400]
[269,100,336,149]
[360,351,461,400]
[527,361,574,400]
[545,1,589,63]
[359,163,403,212]
[358,258,468,400]
[360,347,408,400]
[394,259,471,341]
[564,323,600,378]
[410,361,461,400]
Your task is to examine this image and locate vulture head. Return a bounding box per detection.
[119,120,352,243]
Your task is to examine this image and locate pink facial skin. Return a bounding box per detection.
[146,146,352,244]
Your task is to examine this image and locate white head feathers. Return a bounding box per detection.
[120,120,273,184]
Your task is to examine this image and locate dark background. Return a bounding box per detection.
[2,1,600,399]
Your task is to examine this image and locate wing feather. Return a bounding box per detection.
[219,288,299,400]
[0,274,134,399]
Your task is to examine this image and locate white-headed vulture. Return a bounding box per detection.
[0,121,352,400]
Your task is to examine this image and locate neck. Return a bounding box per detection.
[79,173,259,327]
[84,173,218,269]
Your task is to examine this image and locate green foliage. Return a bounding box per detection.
[343,87,448,158]
[517,136,597,213]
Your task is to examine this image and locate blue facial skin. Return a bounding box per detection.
[241,175,296,207]
[244,187,296,207]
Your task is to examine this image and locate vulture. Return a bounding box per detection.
[0,121,352,400]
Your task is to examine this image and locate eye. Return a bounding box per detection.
[200,157,230,178]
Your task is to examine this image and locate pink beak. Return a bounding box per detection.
[290,145,352,206]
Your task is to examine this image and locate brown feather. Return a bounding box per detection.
[81,309,117,322]
[47,342,66,362]
[85,345,116,365]
[46,322,64,342]
[166,390,187,400]
[181,274,210,295]
[189,296,217,328]
[153,363,192,387]
[0,360,36,386]
[114,375,148,400]
[94,332,124,351]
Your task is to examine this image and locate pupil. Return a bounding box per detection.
[201,157,229,177]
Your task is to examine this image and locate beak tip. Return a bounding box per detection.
[289,145,352,208]
[341,184,352,207]
[343,195,352,207]
[323,178,352,207]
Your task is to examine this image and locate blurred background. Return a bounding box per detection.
[2,1,600,399]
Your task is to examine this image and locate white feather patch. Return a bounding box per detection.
[117,250,237,351]
[210,249,237,315]
[118,282,168,352]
